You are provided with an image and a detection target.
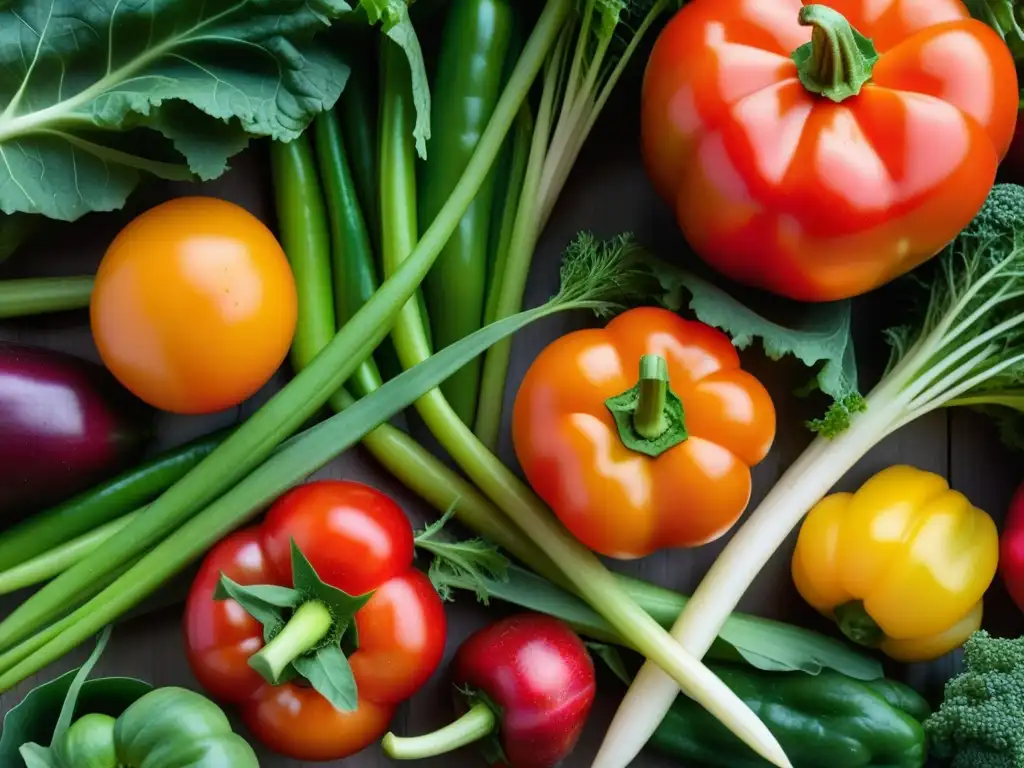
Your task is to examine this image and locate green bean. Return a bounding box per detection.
[0,277,94,318]
[419,0,516,424]
[337,62,380,247]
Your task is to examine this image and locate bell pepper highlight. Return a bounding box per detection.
[791,465,999,662]
[184,480,447,761]
[383,613,596,767]
[792,5,878,103]
[513,306,776,559]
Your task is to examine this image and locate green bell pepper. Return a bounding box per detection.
[12,627,257,768]
[650,666,929,768]
[50,687,258,767]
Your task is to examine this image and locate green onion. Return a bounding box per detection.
[0,276,93,318]
[0,0,572,654]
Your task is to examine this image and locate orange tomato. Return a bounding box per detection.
[512,307,776,559]
[90,197,297,414]
[641,0,1019,301]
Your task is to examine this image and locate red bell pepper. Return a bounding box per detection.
[1000,479,1024,614]
[382,613,596,768]
[183,480,447,761]
[641,0,1019,302]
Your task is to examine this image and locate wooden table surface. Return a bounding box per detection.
[2,99,1024,768]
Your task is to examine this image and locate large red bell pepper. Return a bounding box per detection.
[183,480,447,761]
[641,0,1019,301]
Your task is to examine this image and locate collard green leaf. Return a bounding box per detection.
[647,256,859,402]
[360,0,430,157]
[0,212,41,264]
[292,645,359,712]
[0,0,354,221]
[16,743,56,768]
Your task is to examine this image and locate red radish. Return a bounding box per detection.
[0,343,151,519]
[383,613,596,768]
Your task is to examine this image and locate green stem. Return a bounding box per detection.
[0,511,139,595]
[473,32,563,449]
[248,601,333,683]
[0,277,94,319]
[0,0,569,657]
[383,702,496,760]
[792,5,878,102]
[634,355,669,439]
[834,601,885,648]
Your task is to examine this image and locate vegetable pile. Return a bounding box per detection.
[3,0,1024,766]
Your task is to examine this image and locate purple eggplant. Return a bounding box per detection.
[0,343,152,519]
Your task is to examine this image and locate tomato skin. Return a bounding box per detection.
[90,196,297,414]
[183,480,446,761]
[641,0,1019,301]
[512,307,775,559]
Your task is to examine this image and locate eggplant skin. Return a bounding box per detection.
[0,343,152,520]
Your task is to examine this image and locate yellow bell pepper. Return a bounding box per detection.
[791,465,999,662]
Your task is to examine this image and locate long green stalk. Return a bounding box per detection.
[474,0,670,448]
[0,257,623,690]
[0,277,93,318]
[0,0,570,654]
[379,36,789,768]
[0,512,139,595]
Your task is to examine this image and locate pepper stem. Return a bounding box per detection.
[605,354,688,458]
[382,701,497,760]
[792,5,879,103]
[634,355,669,439]
[249,601,332,683]
[834,601,886,648]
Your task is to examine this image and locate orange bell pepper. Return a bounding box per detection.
[512,307,776,560]
[641,0,1019,302]
[791,465,999,662]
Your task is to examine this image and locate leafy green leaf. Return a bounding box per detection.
[433,562,883,681]
[646,255,859,402]
[415,508,510,603]
[289,539,374,631]
[964,0,1024,67]
[214,575,300,639]
[292,645,359,712]
[0,0,354,221]
[360,0,430,157]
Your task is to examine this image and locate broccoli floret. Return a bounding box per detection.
[924,631,1024,768]
[961,183,1024,250]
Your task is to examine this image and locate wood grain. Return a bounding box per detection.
[2,112,1022,767]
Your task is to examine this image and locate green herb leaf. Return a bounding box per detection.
[289,539,374,630]
[292,645,359,712]
[0,0,354,221]
[214,576,299,639]
[416,509,510,603]
[646,255,858,403]
[964,0,1024,66]
[363,0,431,159]
[434,562,884,681]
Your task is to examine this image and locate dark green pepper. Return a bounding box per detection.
[649,666,928,768]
